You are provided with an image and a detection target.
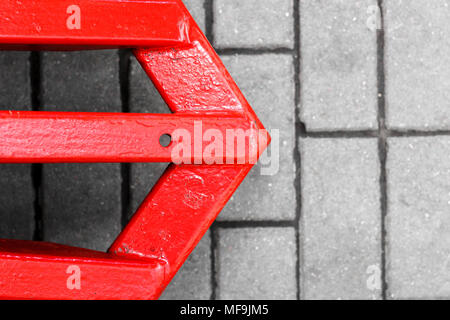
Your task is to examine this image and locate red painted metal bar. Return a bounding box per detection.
[0,0,190,50]
[0,111,258,163]
[0,0,270,299]
[0,240,166,300]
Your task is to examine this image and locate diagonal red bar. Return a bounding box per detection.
[110,163,252,278]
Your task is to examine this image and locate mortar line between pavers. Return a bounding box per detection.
[377,0,389,300]
[205,0,214,45]
[301,130,379,138]
[216,47,294,55]
[118,49,132,230]
[387,130,450,137]
[30,51,44,242]
[293,0,302,301]
[210,224,219,300]
[299,130,450,138]
[215,221,296,229]
[206,0,219,300]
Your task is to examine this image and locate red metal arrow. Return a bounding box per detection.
[0,0,269,299]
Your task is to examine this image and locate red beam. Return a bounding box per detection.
[0,240,166,300]
[0,0,190,50]
[0,111,259,163]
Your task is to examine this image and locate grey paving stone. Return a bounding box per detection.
[41,51,122,251]
[42,51,121,112]
[0,164,34,240]
[300,0,378,130]
[0,52,31,109]
[387,137,450,299]
[214,0,294,48]
[219,54,296,221]
[300,138,381,299]
[161,231,211,300]
[217,227,297,300]
[385,0,450,130]
[0,52,34,240]
[182,0,205,32]
[41,163,122,251]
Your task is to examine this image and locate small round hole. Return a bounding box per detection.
[159,134,172,148]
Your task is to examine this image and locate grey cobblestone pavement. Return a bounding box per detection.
[0,0,450,299]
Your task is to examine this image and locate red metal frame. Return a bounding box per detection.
[0,0,269,299]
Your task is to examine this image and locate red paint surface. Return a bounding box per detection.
[0,111,258,163]
[0,0,189,49]
[0,0,269,299]
[0,240,166,300]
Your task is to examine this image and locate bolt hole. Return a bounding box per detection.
[159,134,172,148]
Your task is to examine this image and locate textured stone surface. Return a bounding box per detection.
[42,51,121,112]
[0,52,31,108]
[387,137,450,299]
[182,0,206,31]
[0,164,34,240]
[300,0,377,130]
[41,164,122,251]
[0,52,34,240]
[219,54,296,221]
[300,138,381,299]
[214,0,294,48]
[161,231,211,300]
[41,51,122,251]
[385,0,450,130]
[217,227,297,299]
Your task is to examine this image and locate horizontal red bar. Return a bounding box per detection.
[0,239,166,299]
[0,111,260,163]
[0,0,190,49]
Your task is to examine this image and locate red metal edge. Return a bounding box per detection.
[0,240,166,300]
[0,0,270,299]
[0,0,190,50]
[0,111,256,163]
